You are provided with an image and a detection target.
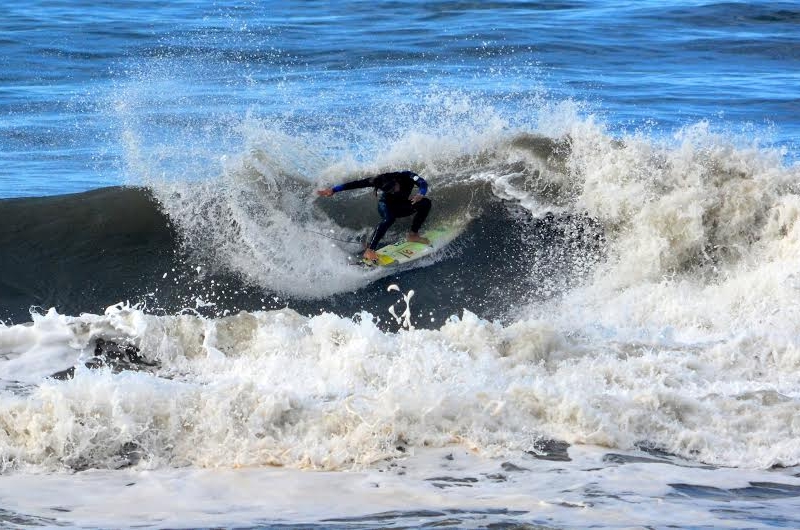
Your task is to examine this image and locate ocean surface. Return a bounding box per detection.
[2,1,800,528]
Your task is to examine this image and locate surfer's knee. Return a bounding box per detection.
[416,197,431,211]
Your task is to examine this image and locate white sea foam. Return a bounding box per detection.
[1,445,798,529]
[3,93,800,530]
[1,283,799,474]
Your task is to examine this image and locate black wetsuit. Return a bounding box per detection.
[331,170,431,250]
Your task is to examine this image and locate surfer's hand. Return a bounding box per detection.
[317,188,334,197]
[410,194,424,204]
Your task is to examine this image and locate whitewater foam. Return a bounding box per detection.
[3,117,800,529]
[2,288,799,474]
[2,94,771,475]
[5,83,800,474]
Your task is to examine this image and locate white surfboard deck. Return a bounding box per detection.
[362,222,466,267]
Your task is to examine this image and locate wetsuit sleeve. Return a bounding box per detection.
[412,174,428,195]
[331,177,374,193]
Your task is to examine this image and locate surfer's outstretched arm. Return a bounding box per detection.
[316,177,374,196]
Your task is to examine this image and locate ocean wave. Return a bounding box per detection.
[3,105,800,472]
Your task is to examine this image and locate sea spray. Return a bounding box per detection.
[387,284,415,331]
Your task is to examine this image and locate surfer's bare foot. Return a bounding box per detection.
[407,232,430,245]
[363,249,379,261]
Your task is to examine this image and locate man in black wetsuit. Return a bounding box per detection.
[317,170,432,262]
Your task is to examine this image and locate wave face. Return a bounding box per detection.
[2,101,800,474]
[0,187,177,320]
[1,95,606,324]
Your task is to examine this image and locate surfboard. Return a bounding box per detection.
[362,223,465,267]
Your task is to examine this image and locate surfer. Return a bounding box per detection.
[317,170,432,262]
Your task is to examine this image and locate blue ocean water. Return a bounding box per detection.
[2,0,798,198]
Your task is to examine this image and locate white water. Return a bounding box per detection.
[2,445,798,529]
[3,104,800,527]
